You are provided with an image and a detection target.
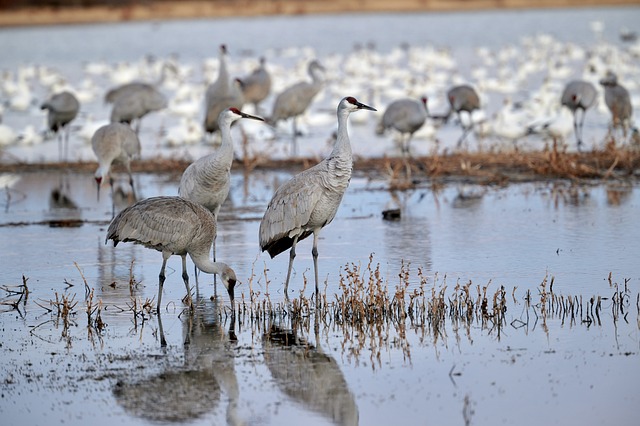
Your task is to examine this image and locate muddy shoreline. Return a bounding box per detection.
[2,148,639,185]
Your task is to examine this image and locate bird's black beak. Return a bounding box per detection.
[240,111,265,122]
[227,278,236,304]
[357,101,377,112]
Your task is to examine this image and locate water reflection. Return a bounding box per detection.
[113,297,240,423]
[605,182,633,206]
[263,321,359,426]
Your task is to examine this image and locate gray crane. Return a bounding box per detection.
[599,71,633,140]
[109,84,167,134]
[107,196,237,313]
[179,107,264,276]
[40,91,80,162]
[240,56,272,115]
[560,80,597,151]
[445,84,480,148]
[376,96,429,155]
[203,78,245,135]
[92,122,141,217]
[269,59,326,156]
[259,96,376,295]
[204,44,230,111]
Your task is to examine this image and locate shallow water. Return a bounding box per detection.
[1,169,639,426]
[1,7,640,425]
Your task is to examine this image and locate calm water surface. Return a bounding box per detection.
[1,7,640,426]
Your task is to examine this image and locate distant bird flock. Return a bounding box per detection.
[1,22,639,309]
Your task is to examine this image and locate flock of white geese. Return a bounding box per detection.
[0,20,639,161]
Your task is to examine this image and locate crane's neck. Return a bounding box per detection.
[216,119,235,163]
[328,110,353,164]
[190,253,229,283]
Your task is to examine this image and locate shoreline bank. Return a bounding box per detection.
[0,1,636,27]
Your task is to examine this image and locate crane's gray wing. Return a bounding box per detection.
[107,197,208,254]
[259,167,324,258]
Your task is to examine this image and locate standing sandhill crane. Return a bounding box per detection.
[92,122,140,217]
[240,56,272,115]
[179,107,264,275]
[106,196,237,313]
[560,80,597,151]
[599,71,633,140]
[445,84,481,148]
[109,84,167,135]
[376,96,430,155]
[205,44,230,111]
[203,78,245,135]
[40,91,80,162]
[269,59,326,156]
[259,97,376,294]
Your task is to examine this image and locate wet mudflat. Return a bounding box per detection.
[1,169,639,426]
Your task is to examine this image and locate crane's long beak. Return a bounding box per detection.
[240,111,265,122]
[227,278,236,304]
[356,101,377,112]
[95,177,102,202]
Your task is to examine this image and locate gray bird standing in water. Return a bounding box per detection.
[259,96,376,295]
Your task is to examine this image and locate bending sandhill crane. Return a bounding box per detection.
[376,96,429,155]
[92,122,140,217]
[599,71,633,140]
[40,91,80,161]
[269,59,326,156]
[106,196,237,313]
[445,84,481,148]
[259,97,376,294]
[110,84,167,134]
[179,108,264,273]
[240,56,272,115]
[204,78,245,135]
[560,80,597,151]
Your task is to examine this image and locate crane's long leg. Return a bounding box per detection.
[181,254,193,310]
[291,118,298,157]
[157,256,169,313]
[64,126,70,163]
[284,235,299,294]
[109,177,116,218]
[312,229,320,295]
[157,311,167,347]
[575,109,585,151]
[457,126,472,149]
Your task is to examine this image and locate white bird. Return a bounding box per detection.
[91,123,141,217]
[106,196,238,313]
[269,59,326,156]
[375,96,430,155]
[179,108,264,266]
[40,91,80,161]
[259,96,376,294]
[560,80,597,151]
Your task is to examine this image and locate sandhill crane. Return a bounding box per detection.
[259,96,376,295]
[240,56,272,115]
[91,122,140,217]
[269,59,326,156]
[105,82,155,104]
[599,71,633,140]
[40,91,80,161]
[179,107,264,276]
[204,44,230,110]
[106,196,237,313]
[376,96,430,155]
[109,84,167,134]
[445,84,481,148]
[560,80,597,151]
[203,78,245,135]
